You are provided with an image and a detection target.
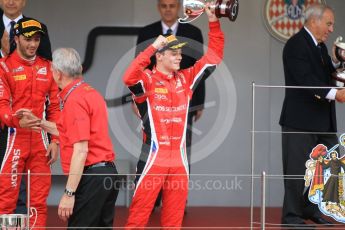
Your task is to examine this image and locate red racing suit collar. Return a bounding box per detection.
[11,50,37,66]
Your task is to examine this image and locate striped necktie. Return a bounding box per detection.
[9,21,16,53]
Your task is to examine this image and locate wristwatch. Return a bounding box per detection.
[64,188,75,197]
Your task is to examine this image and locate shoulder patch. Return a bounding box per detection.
[37,67,47,75]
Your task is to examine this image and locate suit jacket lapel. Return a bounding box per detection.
[155,21,163,36]
[0,12,5,52]
[0,12,5,34]
[176,23,184,37]
[301,28,324,65]
[301,28,332,84]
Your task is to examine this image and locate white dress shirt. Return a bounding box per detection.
[161,21,178,35]
[1,14,23,57]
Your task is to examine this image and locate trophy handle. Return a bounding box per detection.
[177,8,203,24]
[227,0,239,22]
[178,14,190,23]
[29,207,37,230]
[178,13,203,24]
[336,36,343,43]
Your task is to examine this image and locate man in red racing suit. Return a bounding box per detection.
[0,18,60,228]
[123,5,224,229]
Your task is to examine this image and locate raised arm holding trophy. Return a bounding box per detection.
[123,1,227,229]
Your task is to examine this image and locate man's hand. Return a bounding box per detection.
[18,116,41,130]
[1,31,10,56]
[194,109,203,122]
[336,89,345,103]
[46,142,59,165]
[58,195,75,222]
[15,109,41,130]
[205,2,218,22]
[152,35,168,50]
[13,108,32,119]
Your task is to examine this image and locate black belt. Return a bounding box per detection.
[84,161,115,171]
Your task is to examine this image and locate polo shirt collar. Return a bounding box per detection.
[152,67,175,80]
[12,50,37,66]
[58,78,84,101]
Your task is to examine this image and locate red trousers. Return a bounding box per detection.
[0,128,51,229]
[126,165,188,229]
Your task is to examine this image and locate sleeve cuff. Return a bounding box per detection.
[209,21,221,31]
[146,45,157,56]
[11,116,20,128]
[326,88,337,100]
[332,60,341,68]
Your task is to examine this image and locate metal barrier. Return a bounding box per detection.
[251,83,345,230]
[3,83,345,229]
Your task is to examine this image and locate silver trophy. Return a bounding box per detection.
[333,36,345,87]
[0,214,27,230]
[335,36,345,63]
[178,0,239,24]
[0,208,37,230]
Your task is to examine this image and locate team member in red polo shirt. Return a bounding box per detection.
[17,48,119,228]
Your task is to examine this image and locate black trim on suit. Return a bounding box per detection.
[133,20,210,207]
[0,11,53,164]
[135,21,208,111]
[0,10,52,215]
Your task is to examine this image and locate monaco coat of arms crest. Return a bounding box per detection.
[263,0,326,42]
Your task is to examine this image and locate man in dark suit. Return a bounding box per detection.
[0,0,52,215]
[279,3,345,228]
[134,0,213,209]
